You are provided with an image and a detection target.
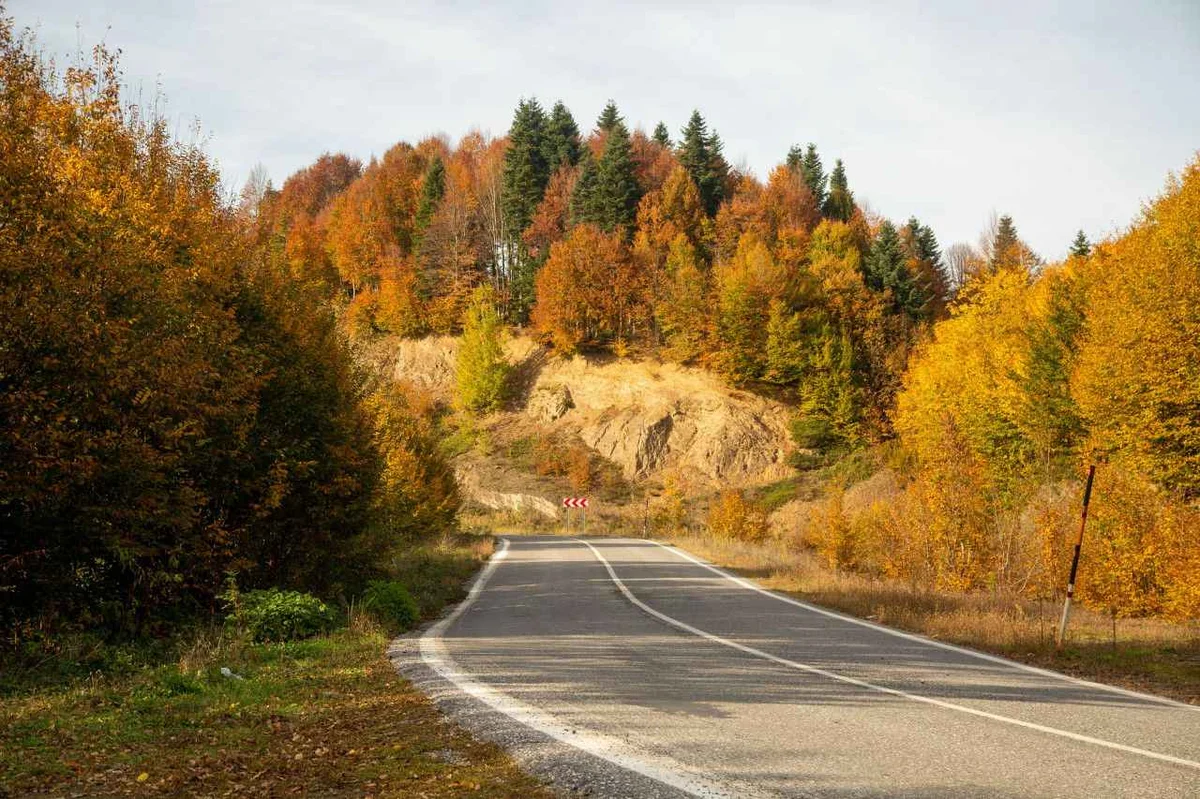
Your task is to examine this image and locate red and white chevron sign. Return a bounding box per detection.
[562,497,590,509]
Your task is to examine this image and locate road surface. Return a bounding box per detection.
[402,536,1200,798]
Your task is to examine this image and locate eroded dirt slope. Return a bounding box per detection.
[391,334,794,492]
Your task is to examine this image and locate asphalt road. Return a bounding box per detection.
[412,536,1200,798]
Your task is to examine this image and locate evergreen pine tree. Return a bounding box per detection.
[822,158,854,222]
[679,110,729,216]
[785,144,804,172]
[596,100,623,132]
[413,155,445,246]
[990,214,1020,269]
[595,121,642,233]
[801,144,827,207]
[1069,229,1091,258]
[865,220,924,318]
[543,101,582,169]
[706,127,731,208]
[902,216,948,319]
[570,150,601,226]
[653,121,672,147]
[904,216,945,280]
[910,217,943,268]
[863,221,900,292]
[501,98,550,235]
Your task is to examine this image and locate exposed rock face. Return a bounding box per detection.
[580,408,673,477]
[527,384,573,423]
[392,335,458,394]
[559,358,793,485]
[468,487,561,520]
[455,465,561,520]
[392,335,794,488]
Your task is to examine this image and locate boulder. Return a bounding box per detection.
[527,384,574,423]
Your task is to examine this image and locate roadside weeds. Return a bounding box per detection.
[0,538,553,799]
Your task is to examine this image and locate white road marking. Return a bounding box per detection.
[578,538,1200,772]
[417,537,745,799]
[651,539,1200,713]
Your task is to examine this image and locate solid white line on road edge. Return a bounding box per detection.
[577,538,1200,772]
[649,539,1200,713]
[417,537,740,799]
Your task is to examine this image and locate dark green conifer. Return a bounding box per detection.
[653,121,672,147]
[570,150,601,226]
[906,217,943,270]
[991,214,1020,269]
[706,128,730,205]
[414,155,445,246]
[596,100,623,132]
[679,110,729,216]
[903,216,948,319]
[785,144,804,172]
[801,144,827,207]
[501,98,550,235]
[864,220,903,293]
[543,101,582,169]
[1069,230,1091,258]
[865,220,925,318]
[822,158,853,221]
[595,121,642,233]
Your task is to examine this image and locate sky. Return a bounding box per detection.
[11,0,1200,260]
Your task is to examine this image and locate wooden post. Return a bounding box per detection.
[1056,464,1096,649]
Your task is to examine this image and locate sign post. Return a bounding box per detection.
[1056,464,1096,649]
[562,497,590,536]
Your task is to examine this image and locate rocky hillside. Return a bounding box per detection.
[388,335,796,513]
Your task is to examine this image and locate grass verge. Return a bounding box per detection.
[0,537,551,799]
[665,531,1200,705]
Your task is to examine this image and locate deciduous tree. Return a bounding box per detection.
[456,287,511,413]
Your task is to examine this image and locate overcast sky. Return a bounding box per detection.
[12,0,1200,259]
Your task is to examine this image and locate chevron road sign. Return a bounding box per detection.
[562,497,590,509]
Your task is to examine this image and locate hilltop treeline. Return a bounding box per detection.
[0,20,456,637]
[267,98,963,450]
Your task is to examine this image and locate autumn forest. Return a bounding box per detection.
[3,11,1199,648]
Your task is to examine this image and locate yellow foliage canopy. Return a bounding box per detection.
[1072,157,1200,497]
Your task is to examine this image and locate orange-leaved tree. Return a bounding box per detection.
[531,223,643,353]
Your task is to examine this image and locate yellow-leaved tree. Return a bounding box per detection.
[895,265,1042,495]
[1072,156,1200,498]
[455,286,511,413]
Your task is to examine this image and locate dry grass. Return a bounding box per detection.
[666,531,1200,704]
[0,537,550,799]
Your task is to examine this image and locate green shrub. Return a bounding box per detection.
[790,415,838,451]
[234,589,334,643]
[788,450,827,471]
[361,581,420,631]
